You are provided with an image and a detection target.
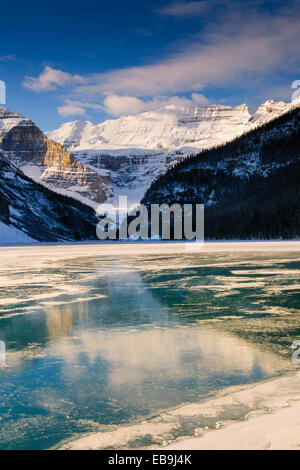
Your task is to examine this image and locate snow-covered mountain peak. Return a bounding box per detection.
[45,99,296,206]
[256,99,290,112]
[247,100,297,126]
[47,102,256,153]
[47,119,97,149]
[48,99,294,152]
[0,107,33,134]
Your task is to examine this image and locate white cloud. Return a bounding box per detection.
[23,66,84,92]
[57,94,211,117]
[57,99,104,116]
[103,95,147,115]
[103,94,210,116]
[70,13,300,98]
[23,7,300,117]
[156,1,209,17]
[57,103,86,117]
[191,92,210,105]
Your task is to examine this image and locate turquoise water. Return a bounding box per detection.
[0,247,299,449]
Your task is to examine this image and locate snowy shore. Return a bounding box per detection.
[161,371,300,450]
[1,240,300,252]
[59,370,300,450]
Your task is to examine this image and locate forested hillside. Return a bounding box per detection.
[142,107,300,239]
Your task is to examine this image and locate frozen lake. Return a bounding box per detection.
[0,242,299,449]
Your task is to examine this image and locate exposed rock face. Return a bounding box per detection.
[80,152,185,204]
[0,107,112,207]
[1,123,43,152]
[41,138,111,204]
[47,100,297,205]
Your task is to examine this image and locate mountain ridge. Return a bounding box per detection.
[47,100,296,153]
[47,100,298,206]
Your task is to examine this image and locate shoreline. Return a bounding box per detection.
[1,240,300,256]
[159,370,300,450]
[161,401,300,450]
[59,370,300,450]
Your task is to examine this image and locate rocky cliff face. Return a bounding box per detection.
[0,107,112,207]
[77,151,185,205]
[41,138,111,204]
[47,100,297,206]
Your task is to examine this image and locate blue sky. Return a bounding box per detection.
[0,0,299,131]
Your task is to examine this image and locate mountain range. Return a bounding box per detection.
[0,99,299,242]
[47,100,295,206]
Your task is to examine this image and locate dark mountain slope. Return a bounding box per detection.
[0,153,99,242]
[142,106,300,239]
